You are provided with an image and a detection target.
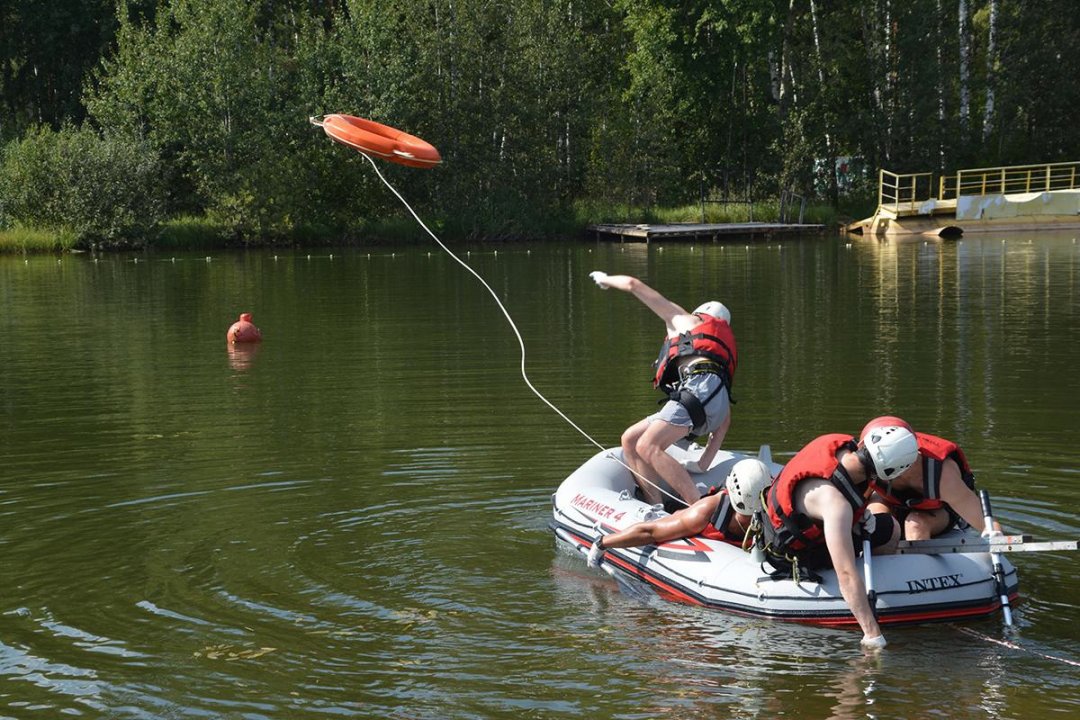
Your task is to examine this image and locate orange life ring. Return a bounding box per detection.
[315,114,441,169]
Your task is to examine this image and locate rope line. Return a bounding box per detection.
[361,141,1074,645]
[951,624,1080,668]
[359,152,688,508]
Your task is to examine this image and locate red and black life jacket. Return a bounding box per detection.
[653,314,738,393]
[760,434,869,556]
[699,488,742,544]
[872,433,976,512]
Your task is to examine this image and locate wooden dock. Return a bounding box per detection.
[587,222,824,242]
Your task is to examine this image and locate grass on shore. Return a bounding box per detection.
[154,215,229,250]
[2,197,854,254]
[0,226,77,253]
[572,199,842,228]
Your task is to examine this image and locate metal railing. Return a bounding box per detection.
[699,180,754,222]
[779,189,806,223]
[877,162,1080,214]
[941,161,1080,199]
[878,170,935,213]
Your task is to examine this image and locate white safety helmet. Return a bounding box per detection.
[693,301,731,324]
[860,415,913,441]
[862,425,919,481]
[725,458,772,514]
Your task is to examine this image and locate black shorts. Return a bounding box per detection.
[893,505,963,539]
[865,512,895,548]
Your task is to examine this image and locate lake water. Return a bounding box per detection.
[0,233,1077,719]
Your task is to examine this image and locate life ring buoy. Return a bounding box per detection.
[313,114,441,169]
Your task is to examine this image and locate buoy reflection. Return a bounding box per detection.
[227,343,261,372]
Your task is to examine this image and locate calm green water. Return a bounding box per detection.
[0,234,1077,719]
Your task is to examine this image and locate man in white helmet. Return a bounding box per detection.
[587,458,772,567]
[589,271,737,509]
[860,416,1003,541]
[757,425,920,651]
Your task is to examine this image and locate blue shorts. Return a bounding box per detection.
[648,373,730,436]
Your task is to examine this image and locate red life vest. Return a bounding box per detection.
[872,433,976,512]
[653,314,737,392]
[761,434,868,556]
[699,489,743,544]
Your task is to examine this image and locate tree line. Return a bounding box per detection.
[1,0,1077,246]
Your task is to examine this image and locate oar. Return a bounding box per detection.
[980,490,1014,626]
[895,535,1078,554]
[862,536,877,615]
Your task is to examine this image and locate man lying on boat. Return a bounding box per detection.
[756,425,919,650]
[586,458,772,568]
[589,270,736,510]
[860,416,1004,543]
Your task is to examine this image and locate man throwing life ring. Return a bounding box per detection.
[590,271,736,509]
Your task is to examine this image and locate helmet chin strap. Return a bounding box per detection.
[855,445,887,496]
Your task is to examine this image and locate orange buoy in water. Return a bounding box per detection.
[227,313,262,344]
[311,114,441,168]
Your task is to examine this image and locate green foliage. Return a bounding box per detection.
[87,0,343,241]
[0,0,121,142]
[4,0,1080,247]
[0,226,77,254]
[572,197,837,229]
[155,215,228,250]
[0,125,164,246]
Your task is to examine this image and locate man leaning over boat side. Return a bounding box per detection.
[589,271,736,510]
[586,458,772,567]
[860,416,1005,542]
[754,425,920,650]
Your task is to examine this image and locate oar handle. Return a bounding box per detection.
[979,490,1014,626]
[863,537,878,616]
[979,489,995,527]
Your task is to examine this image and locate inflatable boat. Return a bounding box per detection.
[551,444,1020,626]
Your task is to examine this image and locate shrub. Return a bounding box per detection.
[0,125,165,247]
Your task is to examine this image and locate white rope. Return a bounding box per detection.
[361,154,601,447]
[952,625,1080,668]
[358,151,688,508]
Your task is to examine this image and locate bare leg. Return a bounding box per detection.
[621,418,659,504]
[903,508,951,541]
[635,420,702,506]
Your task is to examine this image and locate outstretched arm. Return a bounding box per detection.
[817,492,884,645]
[599,497,716,550]
[590,272,688,332]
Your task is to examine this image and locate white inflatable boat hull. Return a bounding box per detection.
[551,446,1019,626]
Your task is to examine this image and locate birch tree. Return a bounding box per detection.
[958,0,971,137]
[983,0,998,142]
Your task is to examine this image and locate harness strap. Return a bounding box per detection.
[759,545,825,585]
[680,361,723,378]
[708,493,734,535]
[828,463,867,515]
[923,456,943,504]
